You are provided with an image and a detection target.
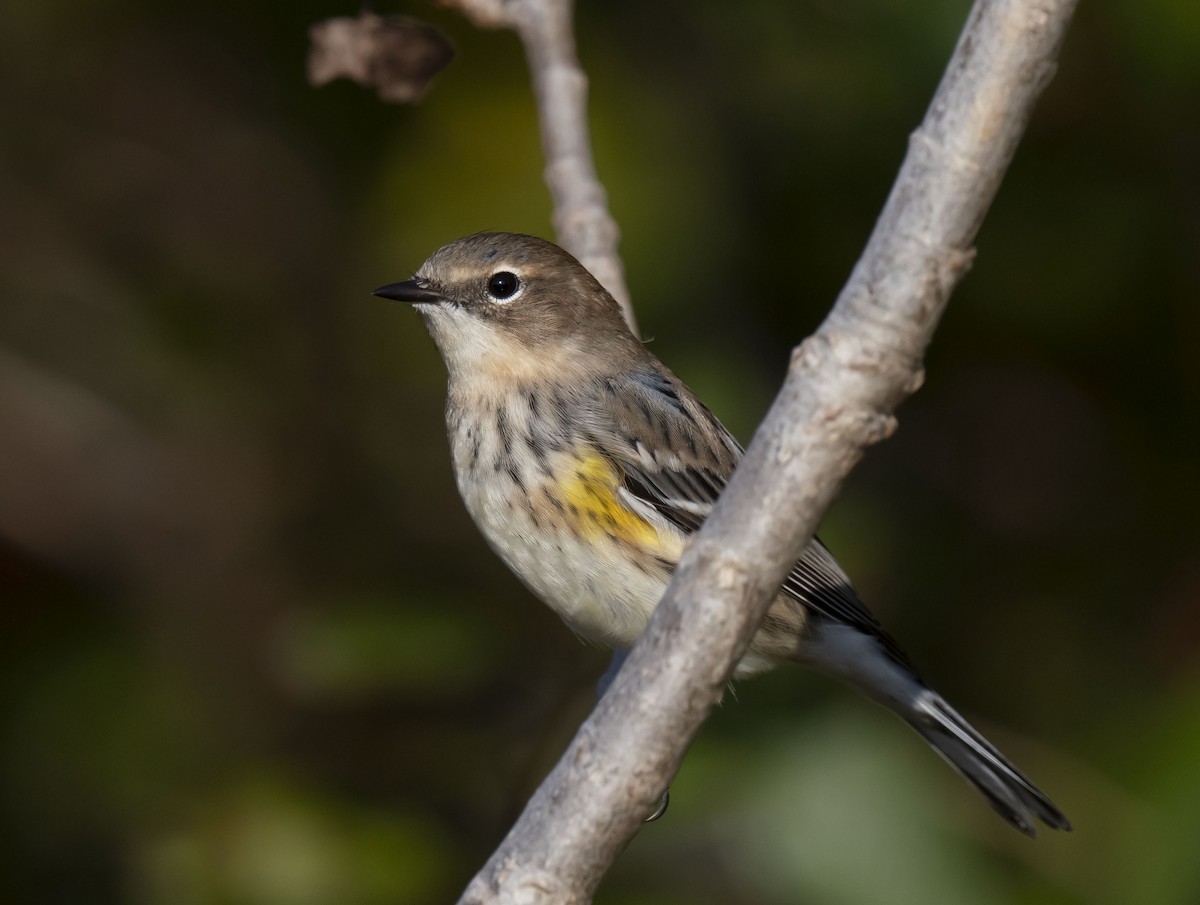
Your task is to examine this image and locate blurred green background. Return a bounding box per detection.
[2,0,1198,902]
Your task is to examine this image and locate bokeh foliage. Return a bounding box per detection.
[1,1,1198,903]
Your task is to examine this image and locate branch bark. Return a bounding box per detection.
[445,0,636,335]
[455,0,1078,902]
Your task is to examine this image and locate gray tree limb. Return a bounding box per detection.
[453,0,1079,902]
[446,0,637,335]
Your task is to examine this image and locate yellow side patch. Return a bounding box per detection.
[558,453,662,549]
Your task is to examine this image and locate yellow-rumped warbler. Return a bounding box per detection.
[375,231,1070,836]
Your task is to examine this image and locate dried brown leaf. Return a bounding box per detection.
[307,12,454,104]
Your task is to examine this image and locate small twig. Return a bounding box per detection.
[456,0,1078,902]
[445,0,636,334]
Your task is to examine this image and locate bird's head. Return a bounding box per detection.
[374,232,639,383]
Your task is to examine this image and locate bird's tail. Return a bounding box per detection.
[797,619,1070,835]
[906,689,1071,836]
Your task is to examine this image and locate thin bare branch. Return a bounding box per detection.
[445,0,636,334]
[457,0,1078,901]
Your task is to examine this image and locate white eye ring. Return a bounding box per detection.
[486,270,524,303]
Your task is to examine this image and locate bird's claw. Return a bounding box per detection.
[644,788,670,822]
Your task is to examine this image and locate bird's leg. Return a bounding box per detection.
[596,648,628,701]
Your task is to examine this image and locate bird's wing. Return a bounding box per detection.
[591,368,892,639]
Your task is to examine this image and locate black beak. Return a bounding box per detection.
[372,279,444,305]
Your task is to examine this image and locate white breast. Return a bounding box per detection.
[445,389,674,649]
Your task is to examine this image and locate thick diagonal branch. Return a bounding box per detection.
[458,0,1078,902]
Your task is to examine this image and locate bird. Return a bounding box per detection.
[374,231,1071,836]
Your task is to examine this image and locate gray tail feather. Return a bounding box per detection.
[909,691,1072,837]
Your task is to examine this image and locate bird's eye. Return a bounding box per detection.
[487,271,521,301]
